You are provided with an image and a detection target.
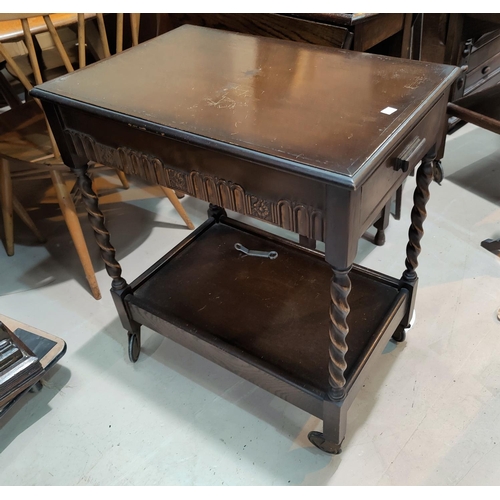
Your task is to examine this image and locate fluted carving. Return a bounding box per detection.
[66,130,324,241]
[74,166,127,290]
[403,154,434,282]
[327,267,352,401]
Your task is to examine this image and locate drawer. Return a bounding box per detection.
[465,50,500,90]
[466,30,500,70]
[464,67,500,97]
[359,94,448,232]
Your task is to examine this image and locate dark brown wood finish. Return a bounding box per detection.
[162,13,413,56]
[31,26,459,453]
[448,84,500,134]
[421,14,500,103]
[161,13,352,49]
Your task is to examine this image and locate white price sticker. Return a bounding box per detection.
[381,107,397,115]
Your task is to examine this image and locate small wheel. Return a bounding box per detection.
[128,332,141,363]
[392,325,407,343]
[308,431,342,454]
[433,160,444,185]
[29,381,43,393]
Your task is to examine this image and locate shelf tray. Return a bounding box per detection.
[126,219,408,400]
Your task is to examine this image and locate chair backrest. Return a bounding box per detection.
[0,13,141,157]
[0,13,141,79]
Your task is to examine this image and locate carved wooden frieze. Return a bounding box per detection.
[67,129,324,240]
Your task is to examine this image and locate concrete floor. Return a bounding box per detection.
[0,123,499,485]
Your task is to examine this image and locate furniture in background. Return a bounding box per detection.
[421,14,500,127]
[0,313,66,417]
[446,78,500,320]
[0,13,193,300]
[33,26,459,453]
[160,13,416,57]
[420,14,500,319]
[424,15,500,253]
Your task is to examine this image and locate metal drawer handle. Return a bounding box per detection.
[394,136,427,173]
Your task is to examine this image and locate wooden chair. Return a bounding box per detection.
[0,14,193,300]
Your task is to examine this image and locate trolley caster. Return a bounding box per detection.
[392,309,415,343]
[128,331,141,363]
[392,326,407,343]
[308,431,342,454]
[29,381,43,393]
[433,160,444,185]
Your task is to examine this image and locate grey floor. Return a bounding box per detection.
[0,123,500,485]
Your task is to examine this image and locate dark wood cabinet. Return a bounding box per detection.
[159,13,414,57]
[421,14,500,101]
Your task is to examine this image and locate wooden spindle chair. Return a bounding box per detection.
[0,13,193,300]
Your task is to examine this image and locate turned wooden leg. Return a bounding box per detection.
[74,165,127,292]
[374,201,391,246]
[74,164,140,358]
[327,266,352,401]
[0,160,14,256]
[308,266,352,454]
[50,170,102,300]
[12,194,46,243]
[396,151,434,336]
[160,186,195,230]
[402,153,434,283]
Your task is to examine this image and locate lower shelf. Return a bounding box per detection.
[126,218,409,401]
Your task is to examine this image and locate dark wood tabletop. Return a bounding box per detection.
[36,25,458,185]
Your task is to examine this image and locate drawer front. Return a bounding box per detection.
[464,68,500,97]
[465,50,500,90]
[467,31,500,71]
[359,94,448,233]
[57,104,327,241]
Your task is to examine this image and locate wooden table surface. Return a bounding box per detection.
[37,25,457,183]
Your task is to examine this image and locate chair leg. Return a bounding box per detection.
[0,161,14,256]
[50,170,102,300]
[160,186,195,230]
[12,194,46,243]
[115,169,129,189]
